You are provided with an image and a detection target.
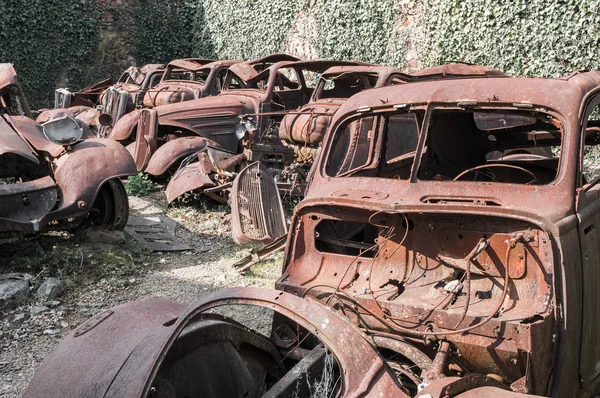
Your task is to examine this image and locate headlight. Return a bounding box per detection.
[42,116,83,146]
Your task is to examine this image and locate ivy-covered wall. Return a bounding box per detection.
[0,0,101,108]
[420,0,600,77]
[5,0,600,108]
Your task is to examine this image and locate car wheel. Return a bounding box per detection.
[88,179,129,230]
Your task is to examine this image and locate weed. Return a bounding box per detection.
[125,173,153,197]
[1,231,154,285]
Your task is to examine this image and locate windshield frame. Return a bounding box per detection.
[322,103,566,187]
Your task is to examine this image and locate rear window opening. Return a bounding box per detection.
[319,73,379,99]
[164,68,210,84]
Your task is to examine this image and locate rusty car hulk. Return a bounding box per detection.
[43,63,167,139]
[0,64,136,233]
[163,62,507,209]
[108,54,365,204]
[230,63,509,244]
[26,66,600,397]
[54,63,166,110]
[142,58,239,108]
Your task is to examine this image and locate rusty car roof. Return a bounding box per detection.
[200,60,240,70]
[410,63,507,79]
[333,71,600,123]
[247,53,301,65]
[167,58,217,71]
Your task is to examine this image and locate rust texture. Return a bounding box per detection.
[272,69,600,396]
[142,59,239,108]
[24,59,600,397]
[0,64,136,234]
[113,55,364,208]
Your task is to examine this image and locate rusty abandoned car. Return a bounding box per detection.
[54,63,166,110]
[0,64,136,233]
[142,58,239,108]
[41,63,167,138]
[110,55,365,204]
[26,68,600,397]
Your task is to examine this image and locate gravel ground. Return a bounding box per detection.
[0,191,281,397]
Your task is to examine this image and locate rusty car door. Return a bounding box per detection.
[576,96,600,389]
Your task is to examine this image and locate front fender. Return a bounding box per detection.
[109,109,141,142]
[145,136,220,176]
[50,138,136,219]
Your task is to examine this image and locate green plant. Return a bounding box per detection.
[11,0,600,110]
[0,0,101,108]
[125,173,153,197]
[419,1,600,78]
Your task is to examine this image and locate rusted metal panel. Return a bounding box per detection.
[132,108,158,171]
[410,63,508,79]
[144,136,214,176]
[50,138,136,220]
[25,287,404,398]
[0,115,39,164]
[231,162,287,244]
[233,234,287,272]
[125,215,191,251]
[23,298,186,398]
[164,151,216,203]
[108,108,140,141]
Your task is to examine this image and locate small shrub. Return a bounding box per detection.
[125,173,153,197]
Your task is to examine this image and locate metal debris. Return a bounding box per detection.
[125,215,191,251]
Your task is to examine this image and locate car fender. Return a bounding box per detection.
[109,109,141,141]
[164,152,217,203]
[24,287,403,398]
[145,136,221,176]
[50,138,136,219]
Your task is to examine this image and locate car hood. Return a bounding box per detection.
[0,115,40,164]
[156,93,253,119]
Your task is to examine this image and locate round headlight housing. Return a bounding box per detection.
[42,116,83,146]
[235,116,257,140]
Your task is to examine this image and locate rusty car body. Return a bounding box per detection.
[0,64,136,233]
[164,62,509,206]
[160,58,374,204]
[54,63,165,109]
[108,54,363,204]
[279,65,409,147]
[142,58,238,108]
[27,68,600,397]
[47,64,166,138]
[108,53,300,148]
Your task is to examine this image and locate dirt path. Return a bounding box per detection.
[0,192,281,397]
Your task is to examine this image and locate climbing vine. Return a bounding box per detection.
[0,0,100,108]
[420,0,600,77]
[6,0,600,108]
